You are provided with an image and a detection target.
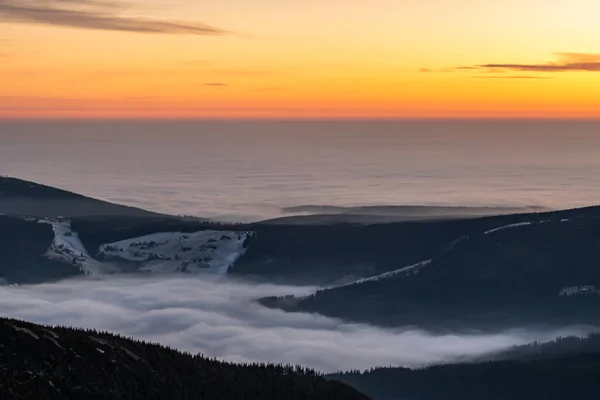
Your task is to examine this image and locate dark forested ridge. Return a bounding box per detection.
[73,203,600,285]
[331,335,600,400]
[262,207,600,330]
[330,353,600,400]
[489,333,600,361]
[0,216,79,284]
[0,317,370,400]
[0,176,162,218]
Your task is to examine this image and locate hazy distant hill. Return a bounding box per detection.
[261,205,545,225]
[0,176,163,218]
[0,317,370,400]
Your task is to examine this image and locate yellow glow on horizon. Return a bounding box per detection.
[1,0,600,118]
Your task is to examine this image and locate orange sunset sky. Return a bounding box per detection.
[1,0,600,118]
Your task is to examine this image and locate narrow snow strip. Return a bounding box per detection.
[11,324,39,340]
[44,335,64,350]
[447,235,469,251]
[41,329,59,339]
[120,346,143,361]
[326,259,433,291]
[354,260,433,285]
[89,336,108,346]
[484,222,532,235]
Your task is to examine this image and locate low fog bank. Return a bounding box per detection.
[0,275,593,373]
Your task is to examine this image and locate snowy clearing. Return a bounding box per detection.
[98,230,250,275]
[39,219,108,276]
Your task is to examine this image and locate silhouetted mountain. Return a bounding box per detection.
[0,176,163,218]
[330,352,600,400]
[0,317,370,400]
[261,206,600,329]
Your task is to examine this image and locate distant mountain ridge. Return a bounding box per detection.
[0,317,370,400]
[0,176,164,218]
[264,204,547,225]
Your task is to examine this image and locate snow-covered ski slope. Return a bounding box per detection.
[98,230,250,275]
[39,220,109,276]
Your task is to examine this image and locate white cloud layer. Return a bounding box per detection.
[0,275,594,373]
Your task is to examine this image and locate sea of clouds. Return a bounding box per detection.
[0,275,593,373]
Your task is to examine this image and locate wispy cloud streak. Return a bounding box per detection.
[420,53,600,77]
[480,53,600,72]
[0,0,229,35]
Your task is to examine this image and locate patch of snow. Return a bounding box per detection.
[560,286,600,297]
[561,219,570,222]
[119,345,142,361]
[484,222,533,235]
[43,335,64,350]
[99,230,250,275]
[327,260,433,290]
[447,235,469,251]
[43,220,111,276]
[41,328,59,339]
[89,336,108,346]
[10,324,39,340]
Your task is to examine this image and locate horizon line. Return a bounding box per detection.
[2,116,600,122]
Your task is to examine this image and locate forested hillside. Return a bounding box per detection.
[490,333,600,361]
[74,204,594,285]
[264,209,600,329]
[0,317,370,400]
[0,216,80,283]
[331,352,600,400]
